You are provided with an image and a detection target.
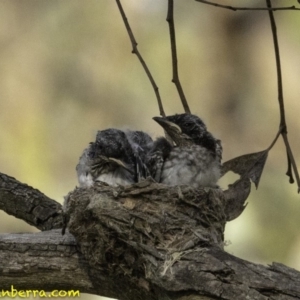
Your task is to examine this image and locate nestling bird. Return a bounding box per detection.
[76,128,155,187]
[145,137,173,182]
[76,129,137,187]
[125,130,153,180]
[152,113,222,188]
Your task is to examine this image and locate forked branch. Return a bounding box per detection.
[115,0,165,117]
[266,0,300,192]
[166,0,191,114]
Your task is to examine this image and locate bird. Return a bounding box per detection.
[76,128,156,187]
[151,113,222,188]
[125,130,154,180]
[76,128,137,187]
[145,137,173,182]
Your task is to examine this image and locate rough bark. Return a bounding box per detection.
[0,230,300,299]
[1,173,300,299]
[0,230,93,293]
[0,172,63,230]
[63,180,300,300]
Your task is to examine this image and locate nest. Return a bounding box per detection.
[63,179,234,284]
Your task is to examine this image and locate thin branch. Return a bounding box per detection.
[196,0,300,11]
[115,0,165,117]
[286,150,294,184]
[266,127,281,151]
[282,134,300,191]
[266,0,300,193]
[267,0,286,129]
[166,0,191,114]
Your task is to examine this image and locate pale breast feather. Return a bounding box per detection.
[160,145,220,188]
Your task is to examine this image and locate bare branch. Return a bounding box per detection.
[196,0,300,11]
[115,0,165,117]
[266,127,281,151]
[282,134,300,191]
[266,1,286,128]
[166,0,191,114]
[0,172,63,230]
[0,230,95,293]
[266,0,300,193]
[286,148,294,184]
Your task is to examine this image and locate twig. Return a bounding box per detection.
[166,0,191,114]
[282,134,300,189]
[196,0,300,11]
[266,127,281,151]
[267,1,286,129]
[286,150,294,184]
[266,0,300,193]
[115,0,166,117]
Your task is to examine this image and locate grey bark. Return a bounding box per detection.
[0,172,300,300]
[0,173,63,230]
[0,230,93,293]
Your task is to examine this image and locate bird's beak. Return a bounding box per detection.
[108,158,134,174]
[153,117,182,133]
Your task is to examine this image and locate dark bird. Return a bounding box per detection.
[125,130,153,180]
[152,113,222,188]
[145,137,173,182]
[76,129,137,187]
[76,128,155,187]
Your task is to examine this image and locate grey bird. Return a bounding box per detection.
[76,129,137,187]
[152,113,222,188]
[125,130,153,180]
[145,137,173,182]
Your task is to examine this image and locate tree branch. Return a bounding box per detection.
[282,133,300,187]
[0,172,63,230]
[0,175,299,299]
[196,0,300,11]
[2,230,300,299]
[266,0,300,192]
[266,1,285,129]
[0,230,94,293]
[266,126,281,151]
[166,0,191,114]
[115,0,166,117]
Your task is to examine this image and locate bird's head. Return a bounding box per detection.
[125,130,153,155]
[153,113,218,154]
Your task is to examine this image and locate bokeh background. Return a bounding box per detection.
[0,0,300,299]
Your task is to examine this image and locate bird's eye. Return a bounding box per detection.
[183,124,188,128]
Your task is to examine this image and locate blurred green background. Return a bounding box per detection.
[0,0,300,299]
